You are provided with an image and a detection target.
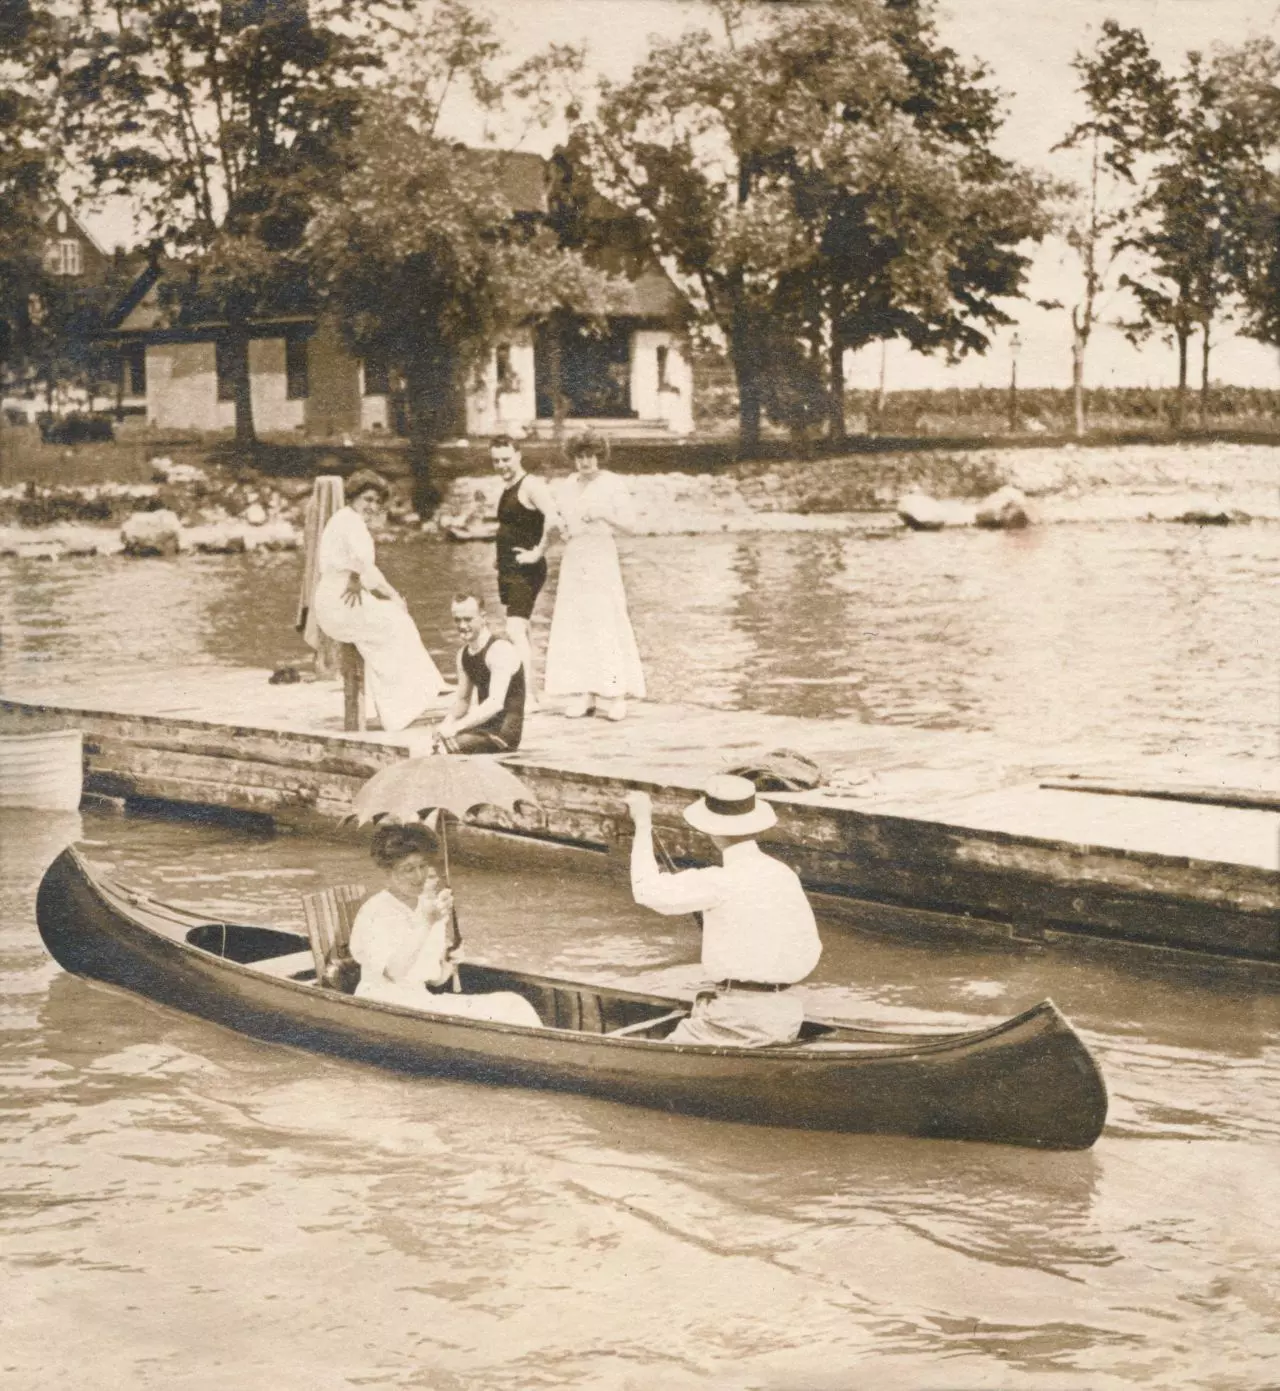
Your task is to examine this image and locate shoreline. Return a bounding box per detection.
[2,440,1277,561]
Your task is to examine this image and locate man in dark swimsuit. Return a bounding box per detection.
[490,434,561,712]
[434,593,525,753]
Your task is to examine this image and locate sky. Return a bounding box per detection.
[81,0,1280,392]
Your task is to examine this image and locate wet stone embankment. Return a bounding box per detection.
[1,440,1276,562]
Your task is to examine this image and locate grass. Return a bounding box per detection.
[5,413,1280,496]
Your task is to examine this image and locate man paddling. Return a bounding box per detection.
[624,776,822,1046]
[434,593,524,754]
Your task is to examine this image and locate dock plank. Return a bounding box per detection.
[4,666,1278,970]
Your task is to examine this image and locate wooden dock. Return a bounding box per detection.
[3,666,1278,974]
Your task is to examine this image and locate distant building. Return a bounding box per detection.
[107,151,696,441]
[41,202,111,285]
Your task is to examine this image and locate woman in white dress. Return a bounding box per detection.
[544,434,646,721]
[349,822,542,1027]
[312,469,444,732]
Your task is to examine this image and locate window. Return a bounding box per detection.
[123,344,146,396]
[215,338,239,401]
[285,335,309,400]
[362,354,390,397]
[47,239,82,276]
[656,343,679,393]
[495,343,519,394]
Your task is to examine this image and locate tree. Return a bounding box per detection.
[50,0,398,448]
[807,1,1049,441]
[581,0,1048,451]
[1073,22,1270,428]
[1055,23,1163,437]
[307,13,619,514]
[1211,39,1280,357]
[0,0,54,394]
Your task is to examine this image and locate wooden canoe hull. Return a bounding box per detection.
[35,848,1107,1149]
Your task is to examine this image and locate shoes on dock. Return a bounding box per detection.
[561,696,626,720]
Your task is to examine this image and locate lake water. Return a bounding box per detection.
[2,520,1280,1388]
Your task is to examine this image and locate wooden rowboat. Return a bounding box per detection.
[35,847,1108,1149]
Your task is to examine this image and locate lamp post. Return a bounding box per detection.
[1008,332,1022,434]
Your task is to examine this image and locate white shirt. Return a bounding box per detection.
[349,889,451,991]
[630,835,822,984]
[554,470,637,538]
[317,505,391,589]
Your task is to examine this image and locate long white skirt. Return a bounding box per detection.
[544,531,646,699]
[355,979,542,1028]
[313,573,443,732]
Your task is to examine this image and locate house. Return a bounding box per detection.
[106,151,696,441]
[2,202,148,419]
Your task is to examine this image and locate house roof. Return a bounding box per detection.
[473,148,548,216]
[42,200,109,258]
[108,147,687,336]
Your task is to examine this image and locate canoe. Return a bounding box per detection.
[0,725,82,811]
[35,847,1108,1149]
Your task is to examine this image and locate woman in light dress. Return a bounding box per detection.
[349,822,542,1027]
[312,469,444,732]
[544,433,646,720]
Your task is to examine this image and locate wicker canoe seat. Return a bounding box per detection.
[300,883,367,992]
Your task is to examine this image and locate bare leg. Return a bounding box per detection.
[505,616,539,712]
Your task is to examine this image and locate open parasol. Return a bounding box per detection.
[350,754,540,882]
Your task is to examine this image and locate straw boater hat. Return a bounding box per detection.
[683,774,777,837]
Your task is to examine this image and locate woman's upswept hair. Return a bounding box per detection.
[566,431,609,462]
[345,468,391,504]
[369,819,439,869]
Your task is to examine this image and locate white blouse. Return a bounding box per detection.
[317,506,390,588]
[349,888,451,991]
[554,471,637,538]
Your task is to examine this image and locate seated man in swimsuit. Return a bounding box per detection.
[433,593,525,754]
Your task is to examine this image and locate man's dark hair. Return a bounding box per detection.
[369,820,439,869]
[451,591,485,611]
[489,433,519,452]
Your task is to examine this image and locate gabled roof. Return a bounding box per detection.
[42,200,109,258]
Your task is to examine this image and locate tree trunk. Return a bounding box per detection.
[828,332,846,445]
[874,339,888,432]
[1174,326,1189,430]
[403,350,452,519]
[226,321,257,452]
[1070,309,1087,439]
[1199,320,1211,428]
[730,313,763,458]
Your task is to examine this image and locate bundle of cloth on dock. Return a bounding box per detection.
[723,748,825,793]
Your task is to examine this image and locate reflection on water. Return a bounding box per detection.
[3,809,1280,1387]
[3,521,1278,757]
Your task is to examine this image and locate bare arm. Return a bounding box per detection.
[449,641,518,735]
[442,650,474,728]
[513,475,563,562]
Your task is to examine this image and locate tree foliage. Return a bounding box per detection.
[1071,21,1279,426]
[580,0,1048,449]
[307,5,619,512]
[49,0,400,443]
[0,0,54,381]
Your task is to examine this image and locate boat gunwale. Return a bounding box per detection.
[69,846,1068,1064]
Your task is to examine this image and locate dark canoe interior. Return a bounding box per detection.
[184,921,849,1044]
